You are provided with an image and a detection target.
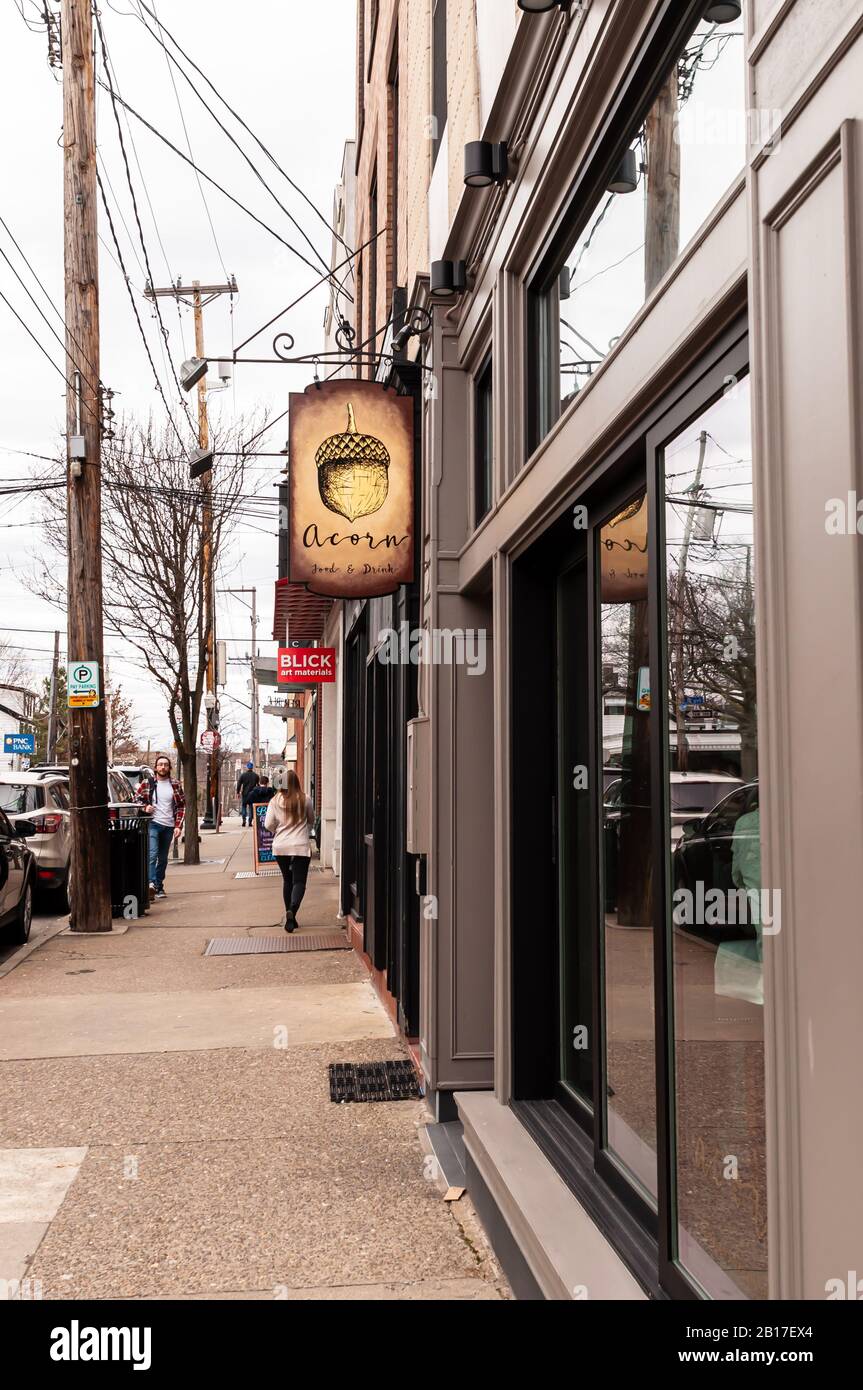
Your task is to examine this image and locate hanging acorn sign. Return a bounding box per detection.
[288,379,414,599]
[315,402,390,523]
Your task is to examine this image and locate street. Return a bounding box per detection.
[0,822,506,1301]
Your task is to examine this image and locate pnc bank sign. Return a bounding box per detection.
[277,647,336,684]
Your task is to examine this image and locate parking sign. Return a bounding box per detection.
[68,660,101,708]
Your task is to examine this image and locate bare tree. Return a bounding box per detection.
[0,639,32,692]
[33,412,271,863]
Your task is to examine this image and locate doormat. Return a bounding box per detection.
[234,869,280,879]
[328,1060,422,1103]
[204,933,351,956]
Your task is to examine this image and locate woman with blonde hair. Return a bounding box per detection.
[264,769,315,932]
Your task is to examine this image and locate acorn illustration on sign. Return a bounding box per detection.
[315,402,390,522]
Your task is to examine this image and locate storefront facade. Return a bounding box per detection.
[415,0,863,1300]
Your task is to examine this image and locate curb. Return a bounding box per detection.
[0,917,70,980]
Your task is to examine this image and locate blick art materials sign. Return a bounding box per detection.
[288,380,413,598]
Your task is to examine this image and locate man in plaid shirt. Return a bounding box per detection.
[137,754,185,900]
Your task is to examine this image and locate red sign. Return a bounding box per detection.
[200,729,222,751]
[278,647,336,683]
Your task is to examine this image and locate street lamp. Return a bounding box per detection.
[201,691,218,829]
[180,356,208,391]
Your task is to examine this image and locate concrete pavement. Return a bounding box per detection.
[0,818,508,1300]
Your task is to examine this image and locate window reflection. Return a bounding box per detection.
[664,376,768,1299]
[555,18,745,415]
[599,493,657,1204]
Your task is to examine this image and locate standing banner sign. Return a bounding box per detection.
[288,379,413,598]
[253,803,275,872]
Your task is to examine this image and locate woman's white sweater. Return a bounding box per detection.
[264,794,315,857]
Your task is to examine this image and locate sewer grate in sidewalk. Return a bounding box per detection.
[328,1060,422,1103]
[234,869,280,879]
[204,933,351,956]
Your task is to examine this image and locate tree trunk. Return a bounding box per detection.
[181,750,201,864]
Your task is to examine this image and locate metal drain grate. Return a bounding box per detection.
[204,933,351,956]
[328,1060,422,1103]
[234,869,280,879]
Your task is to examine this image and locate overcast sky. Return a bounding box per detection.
[0,0,356,761]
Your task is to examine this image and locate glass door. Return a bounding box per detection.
[596,490,658,1207]
[657,374,767,1299]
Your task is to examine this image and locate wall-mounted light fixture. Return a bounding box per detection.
[430,259,467,300]
[517,0,569,12]
[704,0,742,21]
[607,148,640,195]
[464,140,509,188]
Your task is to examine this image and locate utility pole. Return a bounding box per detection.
[218,587,258,764]
[145,276,236,830]
[46,629,60,763]
[62,0,111,931]
[251,587,258,766]
[672,430,708,774]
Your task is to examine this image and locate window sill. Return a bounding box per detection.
[456,1090,653,1300]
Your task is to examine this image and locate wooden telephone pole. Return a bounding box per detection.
[62,0,111,931]
[144,277,236,828]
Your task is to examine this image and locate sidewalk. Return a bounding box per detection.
[0,819,508,1300]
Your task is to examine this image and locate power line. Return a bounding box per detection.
[144,0,228,280]
[0,242,100,395]
[130,0,353,262]
[0,212,100,381]
[0,286,99,422]
[94,79,339,283]
[133,0,335,289]
[95,166,188,452]
[93,5,198,438]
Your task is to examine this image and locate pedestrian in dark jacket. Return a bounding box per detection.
[247,775,275,807]
[236,762,258,826]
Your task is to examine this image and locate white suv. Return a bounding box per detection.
[0,771,71,908]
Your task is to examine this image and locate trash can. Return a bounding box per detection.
[108,813,150,918]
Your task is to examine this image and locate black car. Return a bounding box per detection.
[0,805,36,944]
[672,780,760,936]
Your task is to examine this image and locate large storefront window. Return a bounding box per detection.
[529,2,745,447]
[512,329,763,1299]
[662,376,767,1299]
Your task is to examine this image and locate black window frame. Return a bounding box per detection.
[474,351,494,526]
[511,318,752,1301]
[525,0,717,457]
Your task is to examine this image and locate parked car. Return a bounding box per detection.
[672,780,760,904]
[116,764,153,790]
[30,765,143,818]
[604,771,744,844]
[0,771,71,907]
[602,771,745,913]
[29,766,148,918]
[0,804,36,943]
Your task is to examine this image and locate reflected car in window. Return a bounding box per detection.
[671,781,760,937]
